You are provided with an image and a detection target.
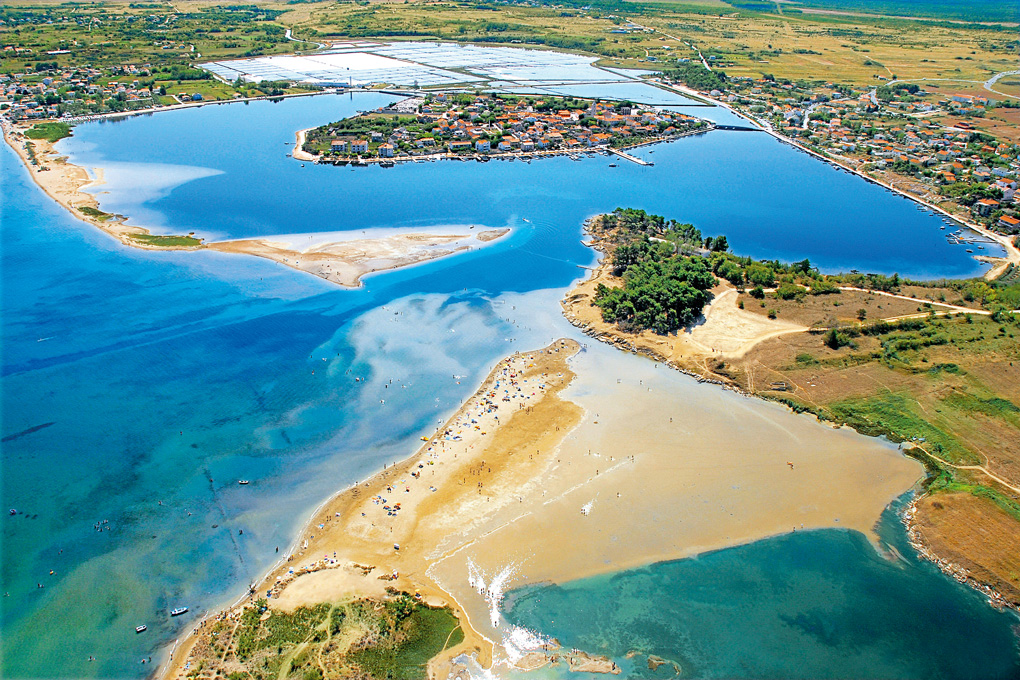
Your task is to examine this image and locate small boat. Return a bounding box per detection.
[238,480,249,485]
[170,607,188,617]
[380,161,395,168]
[136,625,147,634]
[966,249,974,253]
[609,163,617,168]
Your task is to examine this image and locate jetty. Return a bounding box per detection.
[608,148,652,166]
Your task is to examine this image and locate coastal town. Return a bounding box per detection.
[299,93,710,164]
[663,69,1020,236]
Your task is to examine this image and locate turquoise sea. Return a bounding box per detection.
[2,90,1018,679]
[504,501,1020,679]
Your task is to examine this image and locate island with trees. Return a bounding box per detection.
[300,93,710,165]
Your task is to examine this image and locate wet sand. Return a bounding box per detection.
[207,228,510,288]
[429,345,922,663]
[165,338,922,678]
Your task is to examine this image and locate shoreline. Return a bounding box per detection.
[903,496,1020,615]
[161,339,588,679]
[763,130,1020,280]
[658,80,1020,280]
[563,214,1020,624]
[1,121,205,252]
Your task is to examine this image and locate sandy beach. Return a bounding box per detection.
[1,122,176,248]
[293,127,317,162]
[208,228,510,288]
[165,335,922,679]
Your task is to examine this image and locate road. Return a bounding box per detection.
[885,69,1020,101]
[284,28,327,50]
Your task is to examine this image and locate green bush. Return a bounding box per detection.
[823,328,855,349]
[775,283,804,300]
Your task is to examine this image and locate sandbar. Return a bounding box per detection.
[208,228,509,288]
[165,337,922,678]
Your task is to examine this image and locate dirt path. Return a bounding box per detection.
[924,449,1020,495]
[837,287,991,314]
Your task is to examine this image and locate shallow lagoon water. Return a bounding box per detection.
[59,92,999,277]
[1,88,1017,679]
[504,501,1020,679]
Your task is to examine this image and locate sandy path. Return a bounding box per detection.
[688,287,806,357]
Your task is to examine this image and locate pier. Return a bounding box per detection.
[608,148,653,166]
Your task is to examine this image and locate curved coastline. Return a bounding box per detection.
[654,79,1020,279]
[6,89,1015,679]
[2,120,509,289]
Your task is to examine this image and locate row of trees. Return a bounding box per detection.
[660,62,727,92]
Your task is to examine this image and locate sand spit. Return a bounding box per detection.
[4,121,506,286]
[1,122,185,250]
[208,228,509,288]
[164,339,587,679]
[165,337,922,679]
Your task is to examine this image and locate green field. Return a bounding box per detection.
[24,121,71,142]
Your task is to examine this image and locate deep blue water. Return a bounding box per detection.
[1,90,1016,679]
[504,500,1020,679]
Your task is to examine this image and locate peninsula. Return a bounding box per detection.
[165,319,924,679]
[565,207,1020,613]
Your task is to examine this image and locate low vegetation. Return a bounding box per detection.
[189,594,463,680]
[744,310,1020,525]
[24,121,71,142]
[77,205,113,221]
[128,233,203,248]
